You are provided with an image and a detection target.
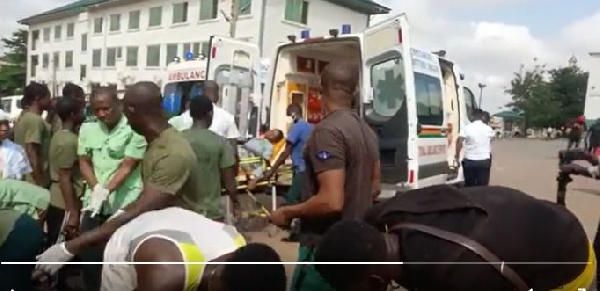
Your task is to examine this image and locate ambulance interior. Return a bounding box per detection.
[269,38,362,131]
[439,60,461,171]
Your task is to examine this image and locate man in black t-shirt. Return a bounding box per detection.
[315,185,595,291]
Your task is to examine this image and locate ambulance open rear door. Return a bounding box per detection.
[362,14,416,197]
[206,36,261,137]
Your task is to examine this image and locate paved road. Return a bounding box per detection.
[247,138,600,288]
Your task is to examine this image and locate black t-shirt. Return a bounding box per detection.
[299,109,379,248]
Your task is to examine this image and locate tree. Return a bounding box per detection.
[0,29,28,96]
[506,60,588,128]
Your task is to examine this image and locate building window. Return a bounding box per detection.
[81,34,88,52]
[65,51,73,68]
[199,0,218,20]
[146,45,161,67]
[92,49,102,67]
[285,0,308,24]
[149,6,163,27]
[66,23,75,38]
[94,17,103,33]
[31,30,39,51]
[80,65,87,80]
[43,27,50,42]
[192,42,210,56]
[126,46,138,67]
[54,25,62,40]
[107,48,117,67]
[173,2,189,24]
[53,52,60,69]
[42,53,49,68]
[166,44,178,64]
[110,14,121,31]
[30,56,38,77]
[236,0,251,15]
[129,10,140,30]
[415,72,443,125]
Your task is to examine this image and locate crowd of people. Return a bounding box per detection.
[0,61,597,291]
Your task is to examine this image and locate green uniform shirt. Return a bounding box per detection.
[49,115,62,136]
[78,116,147,215]
[49,130,84,209]
[0,179,50,220]
[141,128,203,214]
[13,111,51,187]
[182,128,235,219]
[0,209,21,247]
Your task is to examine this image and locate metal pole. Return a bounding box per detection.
[229,0,238,38]
[479,87,483,107]
[257,0,267,57]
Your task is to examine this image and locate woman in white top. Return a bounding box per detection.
[101,207,286,291]
[0,119,32,180]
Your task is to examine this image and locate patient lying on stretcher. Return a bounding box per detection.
[239,129,285,178]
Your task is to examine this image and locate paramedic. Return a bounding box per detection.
[0,180,50,291]
[182,95,237,222]
[35,82,202,279]
[315,185,595,291]
[76,87,147,290]
[455,109,494,187]
[101,207,287,291]
[14,82,52,187]
[269,62,380,291]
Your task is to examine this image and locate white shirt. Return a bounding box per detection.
[168,104,241,139]
[101,207,245,291]
[0,139,32,179]
[459,120,494,161]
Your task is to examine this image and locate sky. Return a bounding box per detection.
[2,0,600,112]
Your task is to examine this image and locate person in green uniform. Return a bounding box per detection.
[76,87,147,291]
[182,95,237,222]
[35,82,202,279]
[0,179,50,291]
[47,83,86,136]
[13,82,52,187]
[47,97,86,245]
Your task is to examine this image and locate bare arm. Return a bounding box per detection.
[455,137,465,159]
[25,143,44,186]
[58,168,80,216]
[281,169,345,218]
[261,143,292,181]
[105,158,141,192]
[66,184,176,254]
[221,166,238,203]
[79,156,98,188]
[228,139,240,175]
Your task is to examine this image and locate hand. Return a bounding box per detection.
[63,211,80,239]
[248,179,259,191]
[89,184,110,217]
[35,242,74,275]
[269,208,292,228]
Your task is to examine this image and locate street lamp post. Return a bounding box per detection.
[478,83,487,108]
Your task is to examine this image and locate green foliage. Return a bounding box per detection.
[506,60,588,128]
[0,29,28,96]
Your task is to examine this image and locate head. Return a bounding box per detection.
[315,220,398,291]
[264,129,284,144]
[221,243,287,291]
[482,111,491,124]
[62,83,85,102]
[56,96,85,127]
[0,120,10,141]
[473,109,485,121]
[320,62,359,112]
[205,81,220,104]
[189,95,214,127]
[90,87,122,128]
[286,103,303,122]
[22,82,51,111]
[123,81,165,135]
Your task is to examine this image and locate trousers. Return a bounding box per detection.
[463,159,492,187]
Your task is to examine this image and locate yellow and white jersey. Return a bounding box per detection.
[101,207,246,291]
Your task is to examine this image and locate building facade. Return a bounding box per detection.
[21,0,389,95]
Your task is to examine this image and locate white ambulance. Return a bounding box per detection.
[169,14,478,198]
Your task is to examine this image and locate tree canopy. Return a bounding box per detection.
[0,29,28,96]
[505,59,588,128]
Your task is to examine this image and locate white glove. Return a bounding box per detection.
[89,184,110,217]
[35,242,74,275]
